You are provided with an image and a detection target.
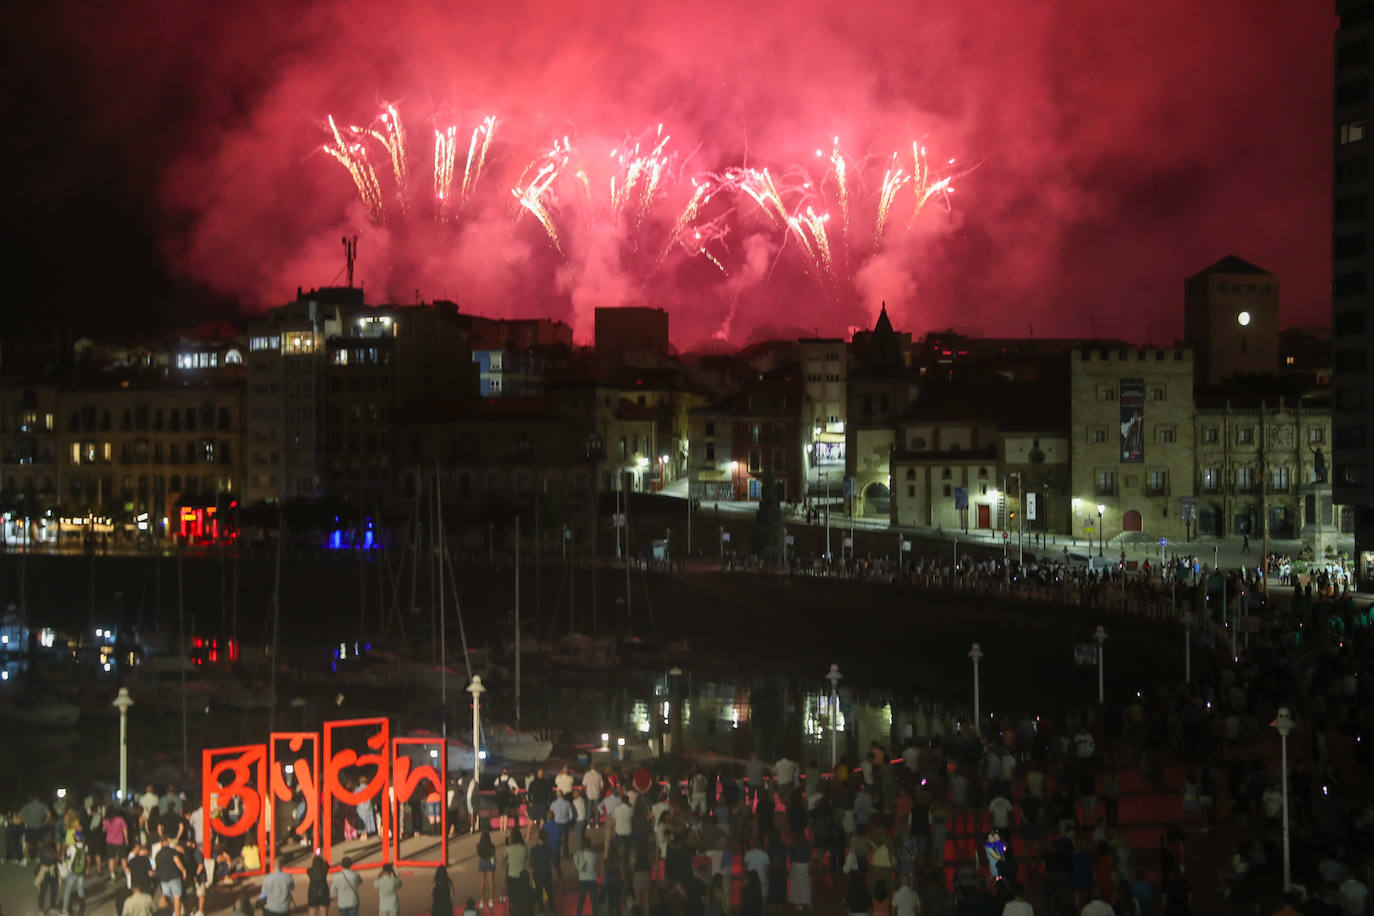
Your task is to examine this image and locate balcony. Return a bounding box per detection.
[1093,485,1118,497]
[1145,486,1170,498]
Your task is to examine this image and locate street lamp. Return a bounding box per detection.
[466,676,486,783]
[1273,707,1295,893]
[1096,504,1105,557]
[1093,626,1107,704]
[825,663,843,770]
[968,644,984,732]
[112,687,133,802]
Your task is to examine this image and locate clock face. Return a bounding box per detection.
[1237,311,1251,327]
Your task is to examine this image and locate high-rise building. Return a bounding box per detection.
[1334,2,1374,581]
[1183,256,1279,390]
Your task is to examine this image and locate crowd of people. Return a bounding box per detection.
[7,553,1373,915]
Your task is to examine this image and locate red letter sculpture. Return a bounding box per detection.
[322,717,391,868]
[391,736,448,866]
[202,744,268,877]
[268,732,320,872]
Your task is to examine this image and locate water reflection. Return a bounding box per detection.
[539,668,908,764]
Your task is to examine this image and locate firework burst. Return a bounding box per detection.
[320,102,970,319]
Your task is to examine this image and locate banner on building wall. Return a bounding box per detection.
[1026,492,1038,521]
[1120,377,1144,464]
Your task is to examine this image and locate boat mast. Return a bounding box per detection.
[515,514,521,729]
[268,511,283,735]
[437,464,446,740]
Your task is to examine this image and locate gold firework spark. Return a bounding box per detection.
[323,115,386,224]
[434,126,458,222]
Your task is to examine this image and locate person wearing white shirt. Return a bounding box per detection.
[987,795,1014,832]
[1341,876,1369,916]
[1000,884,1033,915]
[744,843,770,897]
[892,873,921,916]
[1079,889,1114,916]
[573,847,599,916]
[555,766,575,798]
[773,756,798,790]
[582,766,604,823]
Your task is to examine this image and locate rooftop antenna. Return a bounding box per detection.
[342,235,358,287]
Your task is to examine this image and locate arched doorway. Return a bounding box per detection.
[1122,509,1143,532]
[863,482,890,517]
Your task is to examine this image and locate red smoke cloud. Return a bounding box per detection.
[54,0,1335,346]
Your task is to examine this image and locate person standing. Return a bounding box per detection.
[432,867,455,916]
[504,828,529,904]
[330,856,363,916]
[154,833,187,916]
[570,787,588,853]
[306,853,330,916]
[582,765,604,825]
[476,826,497,910]
[891,872,921,916]
[529,828,556,916]
[554,766,575,799]
[788,834,813,910]
[35,841,60,914]
[496,768,519,832]
[374,864,402,916]
[258,863,295,916]
[573,843,599,916]
[526,767,553,837]
[548,791,573,873]
[104,805,129,879]
[122,876,158,916]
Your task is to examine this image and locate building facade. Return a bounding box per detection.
[1193,398,1341,548]
[1070,345,1196,543]
[1334,1,1374,581]
[1184,256,1279,389]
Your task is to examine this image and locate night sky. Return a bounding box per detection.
[0,0,1336,347]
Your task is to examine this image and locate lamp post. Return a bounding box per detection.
[968,644,983,733]
[825,664,843,770]
[1093,626,1107,704]
[112,687,133,802]
[1096,504,1105,557]
[1273,706,1295,893]
[467,676,486,783]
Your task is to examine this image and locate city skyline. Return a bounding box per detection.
[1,1,1334,348]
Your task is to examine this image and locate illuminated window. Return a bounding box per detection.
[1202,468,1218,492]
[1340,119,1367,144]
[70,443,80,465]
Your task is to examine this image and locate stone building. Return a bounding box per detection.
[1192,396,1342,550]
[889,377,1068,534]
[1184,256,1279,390]
[1070,345,1196,543]
[846,306,919,518]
